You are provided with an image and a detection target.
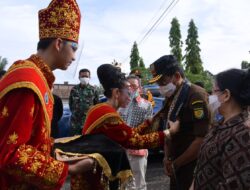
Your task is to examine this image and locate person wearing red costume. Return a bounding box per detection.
[83,64,179,150]
[0,0,94,189]
[70,64,180,190]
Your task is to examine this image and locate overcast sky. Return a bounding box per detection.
[1,0,250,85]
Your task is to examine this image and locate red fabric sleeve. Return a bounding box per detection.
[92,119,164,149]
[0,89,68,189]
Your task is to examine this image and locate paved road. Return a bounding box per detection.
[62,153,169,190]
[146,153,170,190]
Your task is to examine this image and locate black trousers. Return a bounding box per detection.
[170,160,196,190]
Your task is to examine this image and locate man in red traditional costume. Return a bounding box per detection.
[0,0,94,189]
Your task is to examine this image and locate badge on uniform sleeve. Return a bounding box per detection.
[193,108,204,119]
[192,100,205,119]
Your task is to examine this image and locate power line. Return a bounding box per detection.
[138,0,178,45]
[135,0,169,42]
[122,0,180,64]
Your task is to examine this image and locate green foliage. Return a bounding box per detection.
[184,19,203,74]
[139,58,145,68]
[132,66,151,85]
[0,56,8,71]
[129,41,140,70]
[169,17,183,65]
[241,60,250,69]
[185,70,213,92]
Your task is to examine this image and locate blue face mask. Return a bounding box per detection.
[214,112,224,123]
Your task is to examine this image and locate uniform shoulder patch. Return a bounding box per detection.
[193,108,204,119]
[191,100,203,105]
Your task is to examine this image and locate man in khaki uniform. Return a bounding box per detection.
[149,55,210,190]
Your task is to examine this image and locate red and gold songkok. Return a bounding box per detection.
[39,0,81,43]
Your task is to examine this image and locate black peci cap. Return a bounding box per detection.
[149,55,179,83]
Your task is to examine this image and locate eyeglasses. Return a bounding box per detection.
[63,40,78,51]
[212,89,221,93]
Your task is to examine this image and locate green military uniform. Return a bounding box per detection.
[69,84,99,135]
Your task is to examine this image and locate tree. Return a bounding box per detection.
[184,19,203,74]
[129,41,140,70]
[139,57,145,68]
[185,70,213,93]
[241,60,250,69]
[0,56,8,71]
[169,17,183,64]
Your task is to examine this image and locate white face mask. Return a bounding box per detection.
[159,83,176,97]
[79,77,89,85]
[208,95,221,113]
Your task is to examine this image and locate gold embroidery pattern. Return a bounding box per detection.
[103,117,123,125]
[1,58,54,136]
[14,145,65,187]
[28,55,55,90]
[85,113,123,134]
[8,58,55,95]
[0,82,51,137]
[39,0,81,42]
[129,131,160,149]
[19,151,29,165]
[1,106,9,118]
[7,132,18,144]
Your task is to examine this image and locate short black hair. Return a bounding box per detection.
[164,63,185,78]
[37,38,56,50]
[79,69,90,76]
[216,68,250,106]
[153,55,185,78]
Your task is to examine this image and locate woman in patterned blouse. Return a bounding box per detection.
[191,68,250,190]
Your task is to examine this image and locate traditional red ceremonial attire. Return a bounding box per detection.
[82,103,165,149]
[68,103,165,190]
[0,55,68,189]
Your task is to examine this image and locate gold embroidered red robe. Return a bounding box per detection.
[82,103,165,149]
[69,103,165,190]
[0,55,68,189]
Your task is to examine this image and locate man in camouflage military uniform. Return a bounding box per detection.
[69,69,99,135]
